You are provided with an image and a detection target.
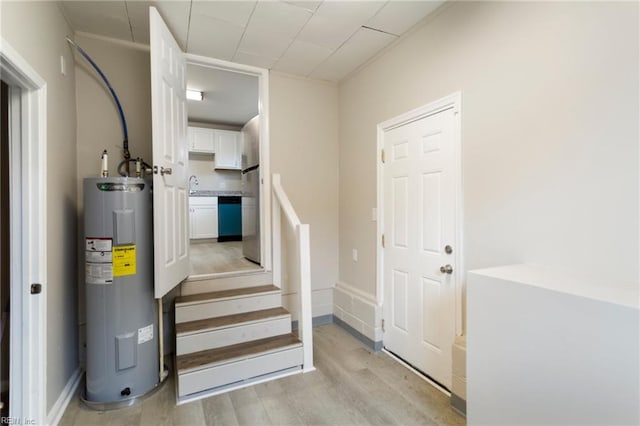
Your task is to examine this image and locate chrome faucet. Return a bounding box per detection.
[189,175,199,193]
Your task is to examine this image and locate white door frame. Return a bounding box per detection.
[183,53,271,278]
[0,38,47,423]
[377,92,464,337]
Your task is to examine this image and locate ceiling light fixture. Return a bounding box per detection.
[186,89,203,101]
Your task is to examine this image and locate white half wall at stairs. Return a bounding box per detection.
[333,282,382,344]
[283,288,333,321]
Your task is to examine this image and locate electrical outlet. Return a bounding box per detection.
[352,249,358,262]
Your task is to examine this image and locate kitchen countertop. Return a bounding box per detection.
[189,190,242,197]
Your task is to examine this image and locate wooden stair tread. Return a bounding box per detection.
[175,285,279,305]
[176,307,290,335]
[177,333,301,373]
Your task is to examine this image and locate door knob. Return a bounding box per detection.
[153,166,173,176]
[440,264,453,274]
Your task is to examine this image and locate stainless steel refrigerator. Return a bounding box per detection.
[241,115,260,264]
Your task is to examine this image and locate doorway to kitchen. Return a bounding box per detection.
[186,63,263,276]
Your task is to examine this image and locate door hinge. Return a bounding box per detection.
[381,149,386,164]
[381,319,385,332]
[382,234,385,248]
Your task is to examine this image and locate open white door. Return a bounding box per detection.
[150,7,189,298]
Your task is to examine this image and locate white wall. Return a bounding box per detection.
[270,72,340,317]
[1,1,79,414]
[338,1,639,332]
[75,34,152,190]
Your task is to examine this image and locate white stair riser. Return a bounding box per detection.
[176,317,292,355]
[181,272,274,295]
[175,293,281,323]
[178,346,303,397]
[177,368,302,405]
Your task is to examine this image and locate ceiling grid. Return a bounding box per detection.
[60,0,445,82]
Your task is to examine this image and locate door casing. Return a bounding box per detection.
[377,92,464,339]
[184,54,271,280]
[0,37,47,424]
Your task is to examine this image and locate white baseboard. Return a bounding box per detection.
[333,282,382,342]
[47,367,83,426]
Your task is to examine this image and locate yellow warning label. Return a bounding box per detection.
[113,245,136,277]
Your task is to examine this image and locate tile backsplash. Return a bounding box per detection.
[188,154,241,192]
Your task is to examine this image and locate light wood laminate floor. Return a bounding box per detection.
[189,240,262,275]
[60,324,466,426]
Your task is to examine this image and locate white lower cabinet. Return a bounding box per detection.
[189,197,218,239]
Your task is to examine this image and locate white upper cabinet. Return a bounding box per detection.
[214,129,242,170]
[188,127,241,169]
[188,126,215,153]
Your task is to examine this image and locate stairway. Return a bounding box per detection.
[174,284,303,401]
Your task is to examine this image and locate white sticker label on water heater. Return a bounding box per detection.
[138,324,153,345]
[85,238,113,284]
[85,262,113,284]
[85,250,113,263]
[86,238,112,252]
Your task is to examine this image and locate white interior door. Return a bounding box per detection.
[382,103,459,389]
[150,6,189,298]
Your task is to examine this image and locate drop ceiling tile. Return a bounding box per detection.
[310,27,396,82]
[296,14,360,50]
[273,40,333,76]
[61,1,132,41]
[313,1,385,27]
[284,1,323,13]
[245,1,312,40]
[124,1,150,30]
[365,1,445,36]
[131,26,151,45]
[153,1,191,48]
[125,1,190,49]
[233,51,278,70]
[124,1,151,45]
[188,14,245,61]
[191,1,256,27]
[237,27,292,59]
